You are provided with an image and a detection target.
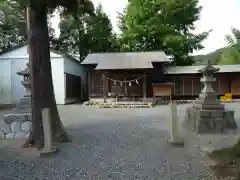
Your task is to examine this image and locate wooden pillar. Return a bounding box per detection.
[88,70,91,100]
[173,79,176,96]
[106,71,109,96]
[153,86,156,104]
[191,79,194,96]
[142,74,147,102]
[182,79,184,96]
[218,78,221,95]
[124,76,127,97]
[102,73,107,103]
[123,71,127,98]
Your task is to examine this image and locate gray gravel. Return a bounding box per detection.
[0,103,239,180]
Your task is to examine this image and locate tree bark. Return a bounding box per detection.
[23,2,70,148]
[23,6,44,149]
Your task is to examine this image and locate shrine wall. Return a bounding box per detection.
[165,73,238,98]
[0,59,12,104]
[11,58,28,103]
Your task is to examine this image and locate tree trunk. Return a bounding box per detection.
[23,3,70,148]
[23,6,44,149]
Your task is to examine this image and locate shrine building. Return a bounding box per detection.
[81,51,240,103]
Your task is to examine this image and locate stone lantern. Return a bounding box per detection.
[3,63,32,124]
[183,60,237,133]
[15,63,31,110]
[193,60,224,110]
[2,62,32,139]
[17,63,31,98]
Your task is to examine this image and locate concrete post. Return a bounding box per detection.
[167,101,184,146]
[40,108,58,157]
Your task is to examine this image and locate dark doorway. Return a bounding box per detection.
[65,73,82,100]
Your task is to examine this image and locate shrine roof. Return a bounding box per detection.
[81,51,170,69]
[165,64,240,74]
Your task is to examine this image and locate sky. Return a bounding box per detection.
[52,0,240,55]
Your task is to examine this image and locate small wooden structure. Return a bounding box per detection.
[152,83,173,103]
[82,51,170,103]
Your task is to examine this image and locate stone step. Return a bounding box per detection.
[96,102,153,108]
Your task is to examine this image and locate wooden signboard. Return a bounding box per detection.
[152,83,173,102]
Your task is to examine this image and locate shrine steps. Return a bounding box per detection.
[84,101,153,108]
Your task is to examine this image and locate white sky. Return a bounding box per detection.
[51,0,240,55]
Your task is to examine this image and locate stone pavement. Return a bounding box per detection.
[0,103,239,180]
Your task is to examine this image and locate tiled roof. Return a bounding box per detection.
[81,51,170,69]
[165,64,240,74]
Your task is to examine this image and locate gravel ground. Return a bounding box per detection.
[0,103,239,180]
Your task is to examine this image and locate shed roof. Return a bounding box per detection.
[95,57,154,69]
[165,64,240,74]
[0,44,80,63]
[81,51,170,69]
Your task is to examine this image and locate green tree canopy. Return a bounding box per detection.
[0,0,26,51]
[218,28,240,64]
[84,4,119,53]
[118,0,209,65]
[225,27,240,50]
[0,0,57,52]
[218,47,240,65]
[55,3,118,61]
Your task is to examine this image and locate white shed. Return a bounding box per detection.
[0,45,87,105]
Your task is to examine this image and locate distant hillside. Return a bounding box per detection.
[193,47,227,65]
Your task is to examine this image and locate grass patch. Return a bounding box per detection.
[208,140,240,178]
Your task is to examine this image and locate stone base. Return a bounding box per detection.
[4,95,32,124]
[4,113,32,124]
[183,107,237,133]
[167,137,184,146]
[2,96,32,139]
[0,120,32,139]
[39,146,59,157]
